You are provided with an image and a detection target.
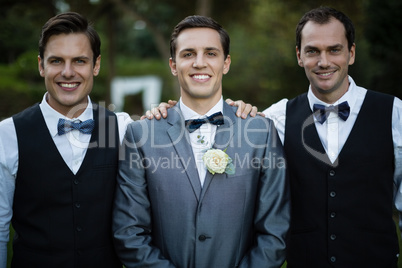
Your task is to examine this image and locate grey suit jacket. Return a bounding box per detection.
[113,102,290,268]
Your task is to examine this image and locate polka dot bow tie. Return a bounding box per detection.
[57,118,95,135]
[185,112,224,133]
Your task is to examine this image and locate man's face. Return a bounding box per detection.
[169,27,231,110]
[296,18,355,102]
[38,33,100,117]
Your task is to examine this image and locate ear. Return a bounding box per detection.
[223,55,231,75]
[296,46,303,67]
[38,56,45,77]
[348,43,356,66]
[169,58,177,76]
[93,55,101,76]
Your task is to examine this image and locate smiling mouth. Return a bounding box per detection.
[317,71,336,77]
[192,74,210,80]
[59,82,80,88]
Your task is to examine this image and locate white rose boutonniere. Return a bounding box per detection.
[202,148,235,175]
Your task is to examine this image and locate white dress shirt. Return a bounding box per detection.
[0,93,132,268]
[180,97,223,186]
[263,76,402,230]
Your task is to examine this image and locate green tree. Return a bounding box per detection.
[0,0,56,63]
[364,0,402,98]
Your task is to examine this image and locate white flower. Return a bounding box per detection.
[202,148,235,175]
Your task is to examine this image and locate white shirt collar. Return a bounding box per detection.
[179,97,224,121]
[39,93,94,137]
[308,76,358,112]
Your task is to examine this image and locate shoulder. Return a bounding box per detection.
[12,103,40,122]
[0,117,16,140]
[365,89,395,99]
[393,96,402,109]
[223,103,273,129]
[126,116,170,138]
[262,98,289,121]
[364,90,395,109]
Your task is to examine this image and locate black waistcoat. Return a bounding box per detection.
[11,103,122,268]
[284,90,398,267]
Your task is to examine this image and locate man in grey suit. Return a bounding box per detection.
[112,15,290,268]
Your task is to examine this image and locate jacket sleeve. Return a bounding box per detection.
[239,119,290,268]
[112,122,176,268]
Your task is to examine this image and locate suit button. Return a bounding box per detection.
[329,170,335,176]
[73,179,79,185]
[75,202,81,208]
[330,256,336,262]
[330,212,336,218]
[198,234,211,241]
[76,226,82,232]
[330,234,336,240]
[330,191,336,197]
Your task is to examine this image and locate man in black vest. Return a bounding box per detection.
[150,6,402,267]
[0,12,129,267]
[257,6,402,267]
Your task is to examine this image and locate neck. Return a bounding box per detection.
[60,105,88,119]
[181,95,221,115]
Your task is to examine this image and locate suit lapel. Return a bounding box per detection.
[200,103,237,201]
[167,106,202,201]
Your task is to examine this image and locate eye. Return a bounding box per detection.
[50,59,61,64]
[183,52,194,58]
[75,58,87,64]
[207,52,217,57]
[306,49,317,55]
[330,48,341,53]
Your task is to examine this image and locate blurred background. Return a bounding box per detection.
[0,0,401,119]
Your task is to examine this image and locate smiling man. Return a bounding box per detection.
[113,15,290,268]
[145,7,402,267]
[39,32,99,117]
[263,7,402,267]
[0,12,129,267]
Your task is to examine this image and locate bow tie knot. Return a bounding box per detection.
[313,101,350,124]
[185,112,224,133]
[57,118,95,135]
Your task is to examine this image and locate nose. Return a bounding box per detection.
[193,55,206,68]
[318,52,330,68]
[61,62,75,77]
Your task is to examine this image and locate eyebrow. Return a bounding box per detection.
[304,44,344,51]
[179,47,221,54]
[46,55,91,61]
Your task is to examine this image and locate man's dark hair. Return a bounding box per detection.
[296,7,355,51]
[39,12,101,67]
[170,15,230,62]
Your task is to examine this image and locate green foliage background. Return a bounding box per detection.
[2,0,402,266]
[0,0,401,120]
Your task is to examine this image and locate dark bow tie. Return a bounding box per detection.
[57,118,95,135]
[313,101,350,124]
[185,112,224,133]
